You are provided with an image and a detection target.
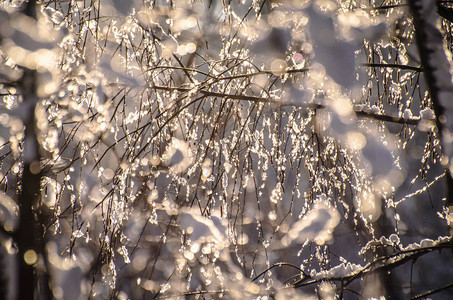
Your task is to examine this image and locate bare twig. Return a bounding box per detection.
[361,63,423,72]
[411,282,453,299]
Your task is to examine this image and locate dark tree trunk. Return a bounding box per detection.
[12,1,52,299]
[409,0,453,232]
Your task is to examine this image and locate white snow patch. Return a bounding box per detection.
[286,200,340,245]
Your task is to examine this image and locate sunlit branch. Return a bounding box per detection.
[147,67,309,82]
[152,85,421,125]
[152,85,273,104]
[412,282,453,299]
[148,66,216,79]
[215,68,309,81]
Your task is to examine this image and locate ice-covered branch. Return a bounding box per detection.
[293,237,453,289]
[151,85,422,125]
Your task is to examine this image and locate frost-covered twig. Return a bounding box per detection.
[412,282,453,299]
[293,237,453,289]
[152,85,421,124]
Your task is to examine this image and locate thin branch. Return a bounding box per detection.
[369,4,409,10]
[216,68,309,81]
[361,63,423,72]
[293,240,452,289]
[152,85,272,104]
[355,110,420,125]
[411,282,453,299]
[252,263,306,282]
[155,289,228,299]
[152,85,421,125]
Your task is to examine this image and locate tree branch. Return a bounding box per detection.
[152,85,421,125]
[361,63,423,72]
[293,240,453,289]
[412,282,453,299]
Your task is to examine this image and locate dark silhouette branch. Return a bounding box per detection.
[437,2,453,23]
[361,63,423,72]
[412,282,453,299]
[252,262,306,282]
